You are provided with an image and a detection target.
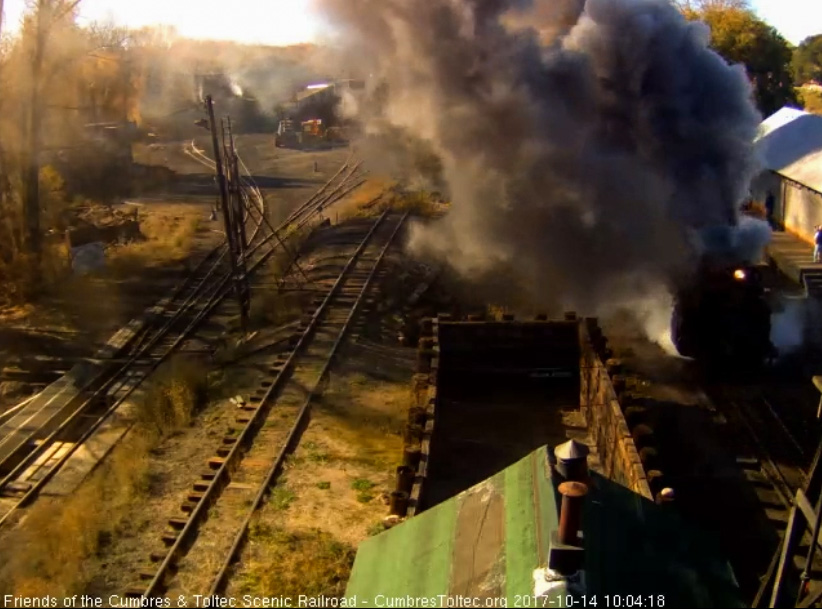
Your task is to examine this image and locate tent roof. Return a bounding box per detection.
[755,107,822,194]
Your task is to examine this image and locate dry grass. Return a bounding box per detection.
[106,213,201,278]
[135,355,210,437]
[237,524,355,598]
[338,186,443,222]
[0,242,72,306]
[225,365,412,597]
[333,178,395,221]
[0,354,214,595]
[250,289,311,329]
[0,431,152,596]
[389,190,441,217]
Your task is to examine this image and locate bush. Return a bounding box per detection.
[135,356,209,437]
[250,288,311,328]
[799,87,822,114]
[392,190,439,217]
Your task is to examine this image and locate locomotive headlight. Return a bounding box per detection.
[733,269,747,281]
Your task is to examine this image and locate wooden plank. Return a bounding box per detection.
[752,546,782,608]
[770,503,805,608]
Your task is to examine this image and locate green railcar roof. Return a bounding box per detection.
[345,446,744,608]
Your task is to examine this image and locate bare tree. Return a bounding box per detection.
[22,0,81,263]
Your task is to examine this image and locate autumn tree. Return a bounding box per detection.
[681,1,798,116]
[793,34,822,85]
[0,1,147,297]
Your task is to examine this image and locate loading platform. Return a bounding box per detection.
[766,231,822,297]
[0,319,142,476]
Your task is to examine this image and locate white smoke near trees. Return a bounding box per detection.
[315,0,762,318]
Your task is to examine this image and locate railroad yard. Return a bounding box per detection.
[2,130,822,606]
[0,132,451,600]
[2,1,822,608]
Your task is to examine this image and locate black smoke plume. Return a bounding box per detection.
[315,0,762,315]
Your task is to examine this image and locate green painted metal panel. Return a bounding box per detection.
[346,490,458,606]
[504,449,540,606]
[345,445,744,608]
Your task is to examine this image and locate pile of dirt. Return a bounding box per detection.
[65,203,144,248]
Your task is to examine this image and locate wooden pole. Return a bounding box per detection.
[205,96,244,325]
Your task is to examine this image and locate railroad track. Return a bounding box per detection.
[724,390,809,507]
[692,380,822,606]
[0,145,366,527]
[709,388,807,571]
[125,210,408,599]
[714,382,822,608]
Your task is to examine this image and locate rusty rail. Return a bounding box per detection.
[0,151,363,526]
[208,212,408,596]
[130,210,403,598]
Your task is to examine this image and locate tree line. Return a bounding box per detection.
[0,1,324,302]
[678,0,822,116]
[0,0,818,301]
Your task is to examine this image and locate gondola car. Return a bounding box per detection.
[671,261,774,367]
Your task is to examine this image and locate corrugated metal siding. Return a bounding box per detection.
[783,181,822,243]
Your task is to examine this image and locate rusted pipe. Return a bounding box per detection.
[407,407,426,427]
[416,353,431,374]
[558,481,588,545]
[402,447,421,469]
[396,465,415,493]
[404,424,424,444]
[389,491,410,516]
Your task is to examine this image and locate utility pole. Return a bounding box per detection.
[225,117,250,327]
[204,95,248,331]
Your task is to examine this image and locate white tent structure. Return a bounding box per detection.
[753,107,822,242]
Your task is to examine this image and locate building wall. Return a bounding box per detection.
[751,170,822,244]
[783,180,822,244]
[751,170,784,225]
[579,327,654,501]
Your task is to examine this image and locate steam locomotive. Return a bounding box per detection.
[670,261,775,368]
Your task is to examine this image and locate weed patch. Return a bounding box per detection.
[366,521,387,537]
[270,487,297,511]
[237,528,355,598]
[135,356,209,438]
[356,491,374,504]
[250,289,311,329]
[351,478,375,492]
